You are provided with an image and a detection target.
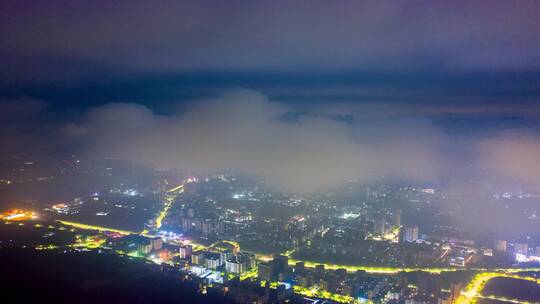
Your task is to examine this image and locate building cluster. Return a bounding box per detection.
[371,210,401,236]
[168,201,250,240]
[74,176,540,302]
[250,255,469,304]
[225,252,257,274]
[403,226,419,242]
[179,244,257,275]
[137,236,164,254]
[108,235,164,256]
[181,217,226,237]
[494,239,540,263]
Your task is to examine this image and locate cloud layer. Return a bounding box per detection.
[2,89,540,193]
[69,90,450,192]
[478,130,540,187]
[1,1,540,84]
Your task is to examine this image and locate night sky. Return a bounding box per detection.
[1,1,540,192]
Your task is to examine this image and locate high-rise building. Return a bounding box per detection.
[225,252,256,274]
[151,237,163,251]
[373,215,386,235]
[258,262,274,281]
[273,255,288,276]
[137,240,152,255]
[205,253,221,270]
[181,218,191,231]
[225,257,245,274]
[404,226,419,242]
[220,249,234,265]
[392,210,401,227]
[514,243,528,256]
[240,252,256,270]
[215,221,225,235]
[191,251,205,265]
[495,240,507,252]
[294,262,305,274]
[179,244,193,259]
[226,256,246,274]
[202,219,214,236]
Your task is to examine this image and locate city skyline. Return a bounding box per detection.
[1,1,540,304]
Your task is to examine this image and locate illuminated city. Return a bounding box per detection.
[2,1,540,304]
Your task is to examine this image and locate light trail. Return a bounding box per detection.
[456,272,540,304]
[286,258,540,274]
[239,268,258,281]
[258,281,355,303]
[0,209,37,221]
[167,184,185,193]
[57,220,135,235]
[71,235,107,249]
[476,294,537,304]
[281,248,296,257]
[286,258,458,274]
[209,240,240,252]
[153,183,185,230]
[292,285,355,303]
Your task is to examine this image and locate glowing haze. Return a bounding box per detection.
[50,89,536,193]
[1,0,540,193]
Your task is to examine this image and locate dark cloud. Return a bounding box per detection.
[0,97,47,121]
[50,89,536,193]
[1,89,539,193]
[1,1,539,84]
[0,97,51,156]
[1,1,539,193]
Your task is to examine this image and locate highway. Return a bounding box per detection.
[154,185,184,229]
[152,180,191,231]
[456,272,540,304]
[58,220,135,235]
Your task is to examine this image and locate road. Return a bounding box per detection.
[154,184,185,230]
[456,272,540,304]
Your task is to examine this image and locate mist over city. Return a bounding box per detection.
[1,1,540,304]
